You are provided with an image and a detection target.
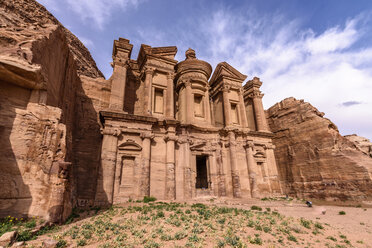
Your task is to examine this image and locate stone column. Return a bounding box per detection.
[95,128,121,205]
[228,131,241,198]
[109,62,128,110]
[238,88,248,128]
[165,134,177,199]
[204,86,211,124]
[141,132,153,196]
[185,80,194,124]
[166,72,175,118]
[265,144,282,194]
[245,141,259,198]
[144,67,154,115]
[216,144,226,197]
[222,85,231,127]
[176,136,187,200]
[252,91,269,131]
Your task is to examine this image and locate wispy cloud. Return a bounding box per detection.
[340,101,363,107]
[65,0,144,29]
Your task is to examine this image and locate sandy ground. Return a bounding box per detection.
[26,198,372,248]
[197,197,372,247]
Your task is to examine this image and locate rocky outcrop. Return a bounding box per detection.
[345,134,372,158]
[0,0,110,222]
[267,97,372,201]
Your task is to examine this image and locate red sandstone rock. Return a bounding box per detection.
[0,0,109,222]
[267,97,372,201]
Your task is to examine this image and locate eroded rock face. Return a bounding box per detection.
[267,97,372,201]
[345,134,372,158]
[0,0,110,221]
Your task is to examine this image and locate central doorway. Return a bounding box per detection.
[196,155,208,189]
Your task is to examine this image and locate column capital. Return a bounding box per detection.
[222,85,230,93]
[177,136,190,144]
[164,134,178,142]
[100,128,121,137]
[245,140,255,149]
[184,79,192,88]
[249,90,264,99]
[140,132,154,140]
[113,58,129,68]
[145,67,155,76]
[167,72,175,80]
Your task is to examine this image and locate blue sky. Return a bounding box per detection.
[39,0,372,140]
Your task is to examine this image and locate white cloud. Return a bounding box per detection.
[190,10,372,139]
[41,0,144,29]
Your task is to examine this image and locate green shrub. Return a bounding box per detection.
[251,206,262,211]
[77,239,87,246]
[17,229,34,241]
[339,211,346,215]
[300,218,311,229]
[25,219,37,229]
[314,222,324,229]
[56,239,67,248]
[288,234,297,242]
[143,196,157,203]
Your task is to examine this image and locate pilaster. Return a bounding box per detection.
[222,85,231,127]
[94,128,121,206]
[140,132,154,196]
[164,134,177,199]
[166,72,175,118]
[245,141,259,198]
[144,67,155,115]
[185,80,194,124]
[228,131,241,198]
[238,88,248,128]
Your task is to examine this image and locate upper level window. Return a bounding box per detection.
[194,94,204,117]
[153,88,164,114]
[231,103,239,124]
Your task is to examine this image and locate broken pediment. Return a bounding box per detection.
[210,62,247,85]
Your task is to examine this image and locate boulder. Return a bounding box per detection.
[0,231,17,246]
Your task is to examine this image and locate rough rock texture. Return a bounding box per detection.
[267,97,372,201]
[0,0,110,222]
[345,134,372,158]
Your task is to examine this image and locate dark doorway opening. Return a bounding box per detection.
[196,155,208,189]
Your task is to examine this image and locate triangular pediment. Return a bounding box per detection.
[210,62,247,84]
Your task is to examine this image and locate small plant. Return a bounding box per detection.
[251,205,262,211]
[314,222,324,229]
[143,196,157,203]
[300,218,311,229]
[326,236,337,242]
[338,211,346,215]
[77,239,87,246]
[288,234,297,242]
[17,229,34,241]
[156,211,165,218]
[25,219,37,228]
[56,239,67,248]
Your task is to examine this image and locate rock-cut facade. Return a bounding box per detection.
[94,38,282,205]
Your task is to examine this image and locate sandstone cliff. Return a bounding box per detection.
[266,97,372,201]
[345,134,372,158]
[0,0,110,222]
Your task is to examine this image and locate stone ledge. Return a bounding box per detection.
[100,110,158,125]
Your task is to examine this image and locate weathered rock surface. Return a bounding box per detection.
[0,0,110,222]
[267,97,372,201]
[0,231,17,246]
[345,134,372,158]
